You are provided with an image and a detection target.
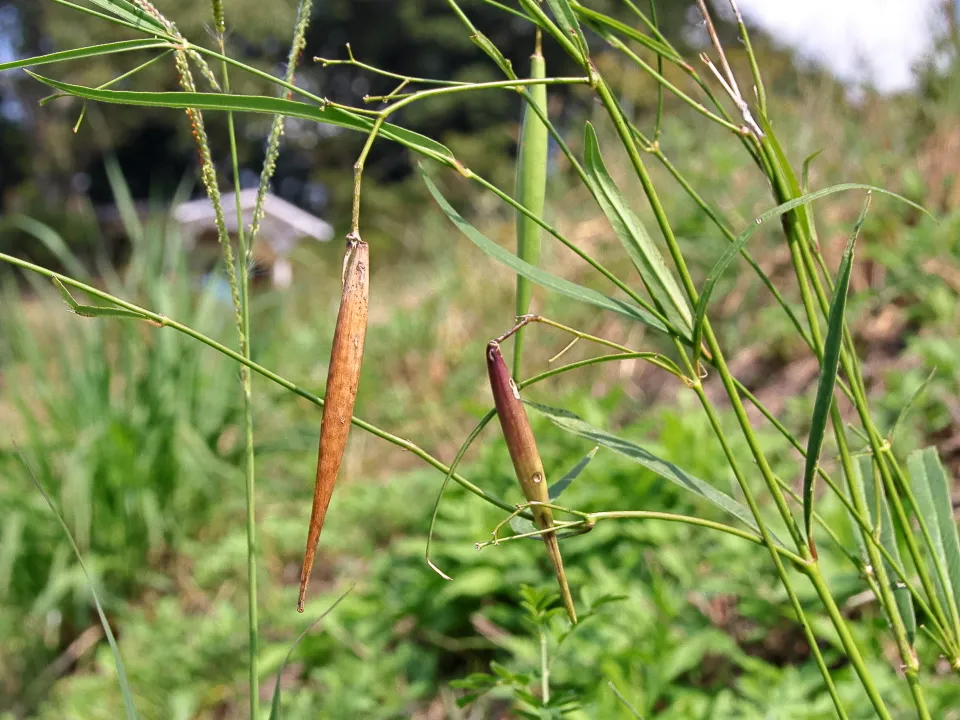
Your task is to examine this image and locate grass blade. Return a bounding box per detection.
[689,182,924,368]
[516,0,582,62]
[858,456,916,645]
[52,278,150,320]
[471,31,516,79]
[513,49,549,377]
[801,149,824,193]
[24,72,454,163]
[5,215,89,278]
[17,451,139,720]
[550,446,598,501]
[84,0,168,32]
[908,447,960,618]
[421,167,670,333]
[268,587,354,719]
[0,39,170,72]
[801,197,866,555]
[608,682,645,719]
[573,6,683,65]
[583,122,691,333]
[888,368,936,445]
[544,0,590,60]
[525,401,783,544]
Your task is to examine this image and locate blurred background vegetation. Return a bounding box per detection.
[2,1,960,718]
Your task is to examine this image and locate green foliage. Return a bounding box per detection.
[0,183,248,702]
[4,1,960,718]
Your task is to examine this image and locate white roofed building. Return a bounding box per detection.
[173,189,334,289]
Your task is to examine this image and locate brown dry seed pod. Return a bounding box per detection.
[486,340,576,623]
[298,236,369,612]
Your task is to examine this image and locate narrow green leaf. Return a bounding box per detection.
[759,113,817,239]
[48,0,170,36]
[53,278,150,320]
[18,452,139,720]
[24,73,454,163]
[84,0,168,32]
[0,39,170,72]
[801,149,824,193]
[525,401,783,544]
[5,216,89,278]
[509,515,538,536]
[516,0,581,62]
[269,587,353,719]
[471,31,516,79]
[689,183,927,367]
[801,198,865,552]
[544,0,590,60]
[888,368,936,445]
[550,446,599,500]
[908,447,960,616]
[420,168,670,334]
[52,278,81,309]
[608,682,646,719]
[858,456,916,645]
[583,122,691,333]
[573,6,683,65]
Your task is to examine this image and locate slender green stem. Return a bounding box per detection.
[805,565,893,720]
[480,509,805,566]
[834,414,919,673]
[602,33,743,134]
[316,44,469,87]
[0,251,521,516]
[466,173,678,335]
[756,122,929,716]
[588,73,889,717]
[730,0,767,114]
[218,33,259,719]
[648,0,663,140]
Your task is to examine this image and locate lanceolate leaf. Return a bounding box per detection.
[85,0,168,32]
[801,200,865,553]
[525,401,782,545]
[550,446,599,501]
[544,0,590,60]
[760,113,817,242]
[25,73,454,164]
[471,31,516,80]
[0,39,171,72]
[583,122,691,334]
[858,456,916,645]
[573,7,683,65]
[688,182,929,367]
[908,447,960,617]
[421,168,670,334]
[888,368,936,445]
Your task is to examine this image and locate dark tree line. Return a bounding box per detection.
[0,0,707,256]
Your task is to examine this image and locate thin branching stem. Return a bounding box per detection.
[217,26,260,718]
